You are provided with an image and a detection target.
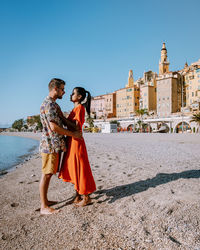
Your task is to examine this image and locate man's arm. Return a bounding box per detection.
[49,122,82,139]
[60,116,79,131]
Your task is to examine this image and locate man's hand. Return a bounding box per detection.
[72,130,82,139]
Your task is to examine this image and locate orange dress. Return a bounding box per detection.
[59,104,96,195]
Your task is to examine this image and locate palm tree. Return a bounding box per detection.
[135,109,148,132]
[135,108,148,117]
[190,112,200,133]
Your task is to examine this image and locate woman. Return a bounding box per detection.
[59,87,96,206]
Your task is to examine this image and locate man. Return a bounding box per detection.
[39,78,81,215]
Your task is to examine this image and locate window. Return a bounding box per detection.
[127,88,132,92]
[196,69,200,73]
[163,97,165,100]
[192,92,194,97]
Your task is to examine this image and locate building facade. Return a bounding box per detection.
[139,71,157,113]
[91,92,116,119]
[116,70,140,118]
[157,72,182,117]
[183,59,200,112]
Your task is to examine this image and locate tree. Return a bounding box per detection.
[34,115,42,130]
[135,109,148,132]
[27,115,42,130]
[12,119,24,131]
[135,108,148,117]
[190,112,200,133]
[110,120,120,127]
[86,117,94,128]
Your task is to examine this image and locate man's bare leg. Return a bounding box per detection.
[75,194,91,207]
[39,173,59,215]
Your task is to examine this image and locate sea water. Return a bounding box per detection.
[0,135,39,172]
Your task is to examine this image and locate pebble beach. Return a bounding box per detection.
[0,132,200,249]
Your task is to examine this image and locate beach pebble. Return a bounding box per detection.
[31,174,36,177]
[10,203,19,207]
[0,232,7,240]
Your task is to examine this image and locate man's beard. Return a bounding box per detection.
[57,94,63,99]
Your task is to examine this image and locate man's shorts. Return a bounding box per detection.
[41,153,59,175]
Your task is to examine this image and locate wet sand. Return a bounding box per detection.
[0,132,200,249]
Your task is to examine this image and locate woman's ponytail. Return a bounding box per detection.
[74,87,91,117]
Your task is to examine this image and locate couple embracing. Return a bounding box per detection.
[39,78,96,215]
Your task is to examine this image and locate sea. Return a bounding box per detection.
[0,135,39,172]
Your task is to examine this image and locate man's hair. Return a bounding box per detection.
[48,78,65,91]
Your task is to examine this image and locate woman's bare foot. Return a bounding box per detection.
[75,195,91,207]
[40,207,60,215]
[73,195,82,203]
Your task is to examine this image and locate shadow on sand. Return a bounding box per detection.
[94,169,200,203]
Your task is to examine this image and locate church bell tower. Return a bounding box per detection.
[126,70,134,87]
[159,43,170,75]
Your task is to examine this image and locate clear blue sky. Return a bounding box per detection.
[0,0,200,126]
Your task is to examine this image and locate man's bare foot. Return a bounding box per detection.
[75,196,91,207]
[40,207,60,215]
[47,200,58,206]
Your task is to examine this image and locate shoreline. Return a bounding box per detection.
[0,132,200,249]
[0,132,41,176]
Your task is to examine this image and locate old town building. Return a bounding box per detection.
[91,92,116,119]
[116,70,140,118]
[182,59,200,112]
[139,71,157,113]
[156,43,183,117]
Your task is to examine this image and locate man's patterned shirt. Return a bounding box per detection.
[39,96,66,153]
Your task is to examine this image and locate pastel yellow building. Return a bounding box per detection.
[139,71,157,113]
[183,59,200,111]
[116,70,140,118]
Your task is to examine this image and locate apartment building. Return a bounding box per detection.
[91,92,116,119]
[183,59,200,111]
[116,70,140,118]
[139,71,157,113]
